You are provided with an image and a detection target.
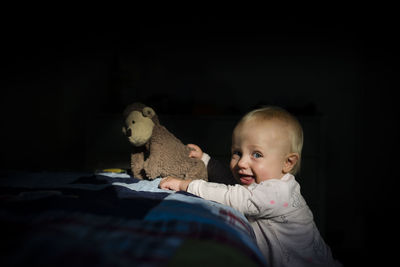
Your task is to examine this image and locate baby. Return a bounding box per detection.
[160,106,341,266]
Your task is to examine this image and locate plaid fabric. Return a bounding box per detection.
[0,172,267,266]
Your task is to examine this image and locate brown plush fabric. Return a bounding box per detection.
[125,104,208,181]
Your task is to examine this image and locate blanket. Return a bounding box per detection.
[0,171,266,266]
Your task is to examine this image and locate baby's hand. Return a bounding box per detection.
[159,176,192,191]
[187,144,203,159]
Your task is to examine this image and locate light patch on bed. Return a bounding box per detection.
[96,172,131,178]
[112,178,173,193]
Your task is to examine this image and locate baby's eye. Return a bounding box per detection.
[232,150,242,157]
[252,152,263,158]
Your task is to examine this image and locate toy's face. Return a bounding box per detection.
[123,110,155,146]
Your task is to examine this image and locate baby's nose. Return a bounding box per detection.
[237,156,250,169]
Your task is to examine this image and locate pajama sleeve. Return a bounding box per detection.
[187,180,259,215]
[188,174,300,219]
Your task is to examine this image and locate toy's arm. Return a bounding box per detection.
[131,152,145,179]
[144,158,162,179]
[144,142,163,179]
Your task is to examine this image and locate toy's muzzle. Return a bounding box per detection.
[125,128,132,137]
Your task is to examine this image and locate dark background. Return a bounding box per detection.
[1,10,397,266]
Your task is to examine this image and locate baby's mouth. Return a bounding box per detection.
[239,174,255,185]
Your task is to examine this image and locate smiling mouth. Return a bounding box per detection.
[239,175,255,185]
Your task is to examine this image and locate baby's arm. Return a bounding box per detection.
[188,180,258,215]
[160,177,258,215]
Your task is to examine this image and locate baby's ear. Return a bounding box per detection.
[283,153,299,173]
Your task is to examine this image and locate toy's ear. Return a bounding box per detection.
[142,107,155,118]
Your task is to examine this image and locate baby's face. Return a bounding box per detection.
[230,119,291,185]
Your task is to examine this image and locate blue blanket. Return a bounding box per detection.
[0,171,266,266]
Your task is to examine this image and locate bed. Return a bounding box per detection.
[0,170,267,266]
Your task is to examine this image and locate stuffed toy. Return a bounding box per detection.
[122,102,208,181]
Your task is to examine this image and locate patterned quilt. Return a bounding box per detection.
[0,171,267,266]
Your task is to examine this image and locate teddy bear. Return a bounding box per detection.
[122,102,208,181]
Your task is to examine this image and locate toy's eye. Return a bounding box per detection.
[132,120,136,124]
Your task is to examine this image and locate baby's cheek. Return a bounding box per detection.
[229,159,235,170]
[256,167,272,181]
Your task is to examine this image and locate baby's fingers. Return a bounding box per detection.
[187,144,202,158]
[159,177,171,189]
[159,176,179,191]
[187,144,199,150]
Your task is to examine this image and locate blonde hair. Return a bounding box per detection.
[237,106,304,175]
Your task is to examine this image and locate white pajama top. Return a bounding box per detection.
[187,173,341,267]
